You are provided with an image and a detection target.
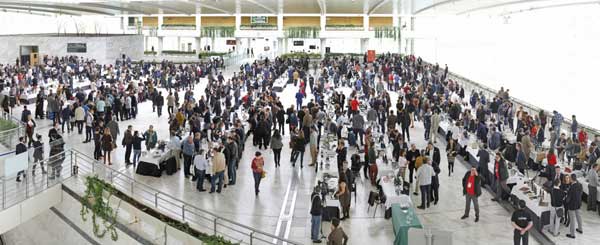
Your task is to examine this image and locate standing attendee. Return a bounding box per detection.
[461,167,482,222]
[131,131,144,167]
[586,164,598,212]
[446,138,458,176]
[406,144,420,183]
[335,175,351,220]
[416,159,434,209]
[210,147,226,193]
[477,144,491,186]
[512,200,533,245]
[143,125,158,151]
[270,129,283,167]
[101,128,113,165]
[155,91,164,117]
[182,136,195,178]
[492,152,510,202]
[251,151,264,196]
[15,137,27,182]
[327,218,348,245]
[75,105,85,134]
[310,187,323,243]
[309,127,319,167]
[193,149,208,192]
[84,110,94,143]
[122,125,133,165]
[565,174,583,239]
[31,134,46,175]
[106,119,120,146]
[548,179,564,236]
[25,115,36,147]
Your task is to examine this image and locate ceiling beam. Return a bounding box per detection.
[500,0,600,16]
[369,0,391,14]
[0,5,80,16]
[246,0,276,14]
[79,2,146,15]
[138,1,191,15]
[0,1,114,15]
[458,0,554,15]
[190,0,231,14]
[414,0,464,14]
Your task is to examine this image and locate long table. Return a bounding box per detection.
[392,203,422,245]
[510,181,551,231]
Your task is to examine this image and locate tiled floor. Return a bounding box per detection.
[4,59,600,245]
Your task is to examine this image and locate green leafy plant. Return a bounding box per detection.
[0,119,18,131]
[80,176,121,241]
[239,23,277,30]
[161,24,196,30]
[284,26,320,39]
[374,26,401,40]
[281,52,321,60]
[201,26,235,38]
[198,52,230,59]
[325,24,363,30]
[161,50,196,55]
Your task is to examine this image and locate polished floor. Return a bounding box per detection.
[5,60,600,245]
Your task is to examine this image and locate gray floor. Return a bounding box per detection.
[4,59,600,245]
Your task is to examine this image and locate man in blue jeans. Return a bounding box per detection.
[310,188,323,243]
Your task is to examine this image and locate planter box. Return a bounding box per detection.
[325,26,365,31]
[161,25,197,30]
[239,25,278,30]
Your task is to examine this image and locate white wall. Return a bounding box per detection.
[0,13,122,35]
[414,6,600,128]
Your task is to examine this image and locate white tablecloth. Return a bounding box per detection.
[510,183,551,217]
[381,177,412,209]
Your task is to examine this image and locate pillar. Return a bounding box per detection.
[157,36,163,55]
[177,36,181,51]
[277,14,283,31]
[235,15,241,31]
[320,15,326,31]
[363,14,369,31]
[195,37,201,55]
[211,38,216,52]
[158,15,163,31]
[235,37,242,54]
[320,38,326,58]
[410,16,415,55]
[144,36,149,51]
[360,38,369,54]
[283,38,288,54]
[393,0,401,54]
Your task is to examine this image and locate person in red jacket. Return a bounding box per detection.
[547,148,558,166]
[350,97,359,114]
[578,129,588,146]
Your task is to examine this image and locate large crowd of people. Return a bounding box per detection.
[2,50,599,245]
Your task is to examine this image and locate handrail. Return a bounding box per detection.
[67,148,301,245]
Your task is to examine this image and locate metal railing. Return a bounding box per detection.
[0,115,25,151]
[2,148,300,245]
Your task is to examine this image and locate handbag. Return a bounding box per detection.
[555,207,564,218]
[261,171,266,178]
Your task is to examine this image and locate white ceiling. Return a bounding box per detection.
[0,0,597,16]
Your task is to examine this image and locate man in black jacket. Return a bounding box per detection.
[426,142,441,204]
[461,167,482,222]
[310,188,323,243]
[15,137,28,182]
[565,174,583,239]
[155,91,164,117]
[477,144,490,186]
[548,179,564,236]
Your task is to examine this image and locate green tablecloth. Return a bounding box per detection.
[391,203,423,245]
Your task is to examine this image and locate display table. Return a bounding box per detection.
[137,150,177,177]
[510,181,551,230]
[392,203,422,245]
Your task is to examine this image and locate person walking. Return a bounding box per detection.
[446,138,458,176]
[548,179,564,236]
[327,218,348,245]
[565,174,583,239]
[461,167,482,222]
[491,152,510,202]
[309,127,319,167]
[251,151,265,196]
[193,149,208,192]
[84,110,94,143]
[310,187,323,243]
[512,200,533,245]
[270,129,283,167]
[182,136,196,178]
[416,159,434,209]
[155,91,164,117]
[291,130,306,168]
[31,134,46,175]
[122,125,133,165]
[210,147,226,193]
[586,163,599,212]
[101,128,113,165]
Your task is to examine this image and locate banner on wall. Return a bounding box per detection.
[367,50,376,62]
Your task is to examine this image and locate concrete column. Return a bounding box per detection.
[177,36,181,51]
[145,36,149,51]
[320,15,326,31]
[211,38,216,52]
[410,16,415,55]
[320,38,326,58]
[157,36,163,55]
[247,37,251,54]
[158,15,163,31]
[360,38,369,54]
[195,37,201,55]
[363,14,369,31]
[235,37,242,54]
[235,15,241,30]
[195,13,201,32]
[277,14,283,31]
[393,0,401,53]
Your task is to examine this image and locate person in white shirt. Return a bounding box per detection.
[397,150,408,180]
[193,149,208,192]
[416,159,435,209]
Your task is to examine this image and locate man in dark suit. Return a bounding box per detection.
[426,142,441,204]
[15,137,27,182]
[565,174,583,239]
[477,144,491,186]
[461,167,482,222]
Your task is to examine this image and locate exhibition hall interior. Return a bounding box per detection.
[1,0,600,245]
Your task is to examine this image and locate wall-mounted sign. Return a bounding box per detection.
[293,41,304,46]
[67,43,87,53]
[309,45,316,50]
[251,16,268,24]
[226,40,237,45]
